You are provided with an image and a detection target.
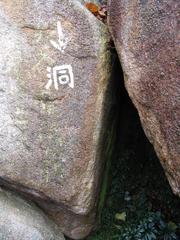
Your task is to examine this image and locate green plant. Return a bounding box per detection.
[158,220,178,240]
[112,212,179,240]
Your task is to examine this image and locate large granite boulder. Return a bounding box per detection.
[108,0,180,195]
[0,0,111,238]
[0,188,64,240]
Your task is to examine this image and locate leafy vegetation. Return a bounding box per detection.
[113,212,178,240]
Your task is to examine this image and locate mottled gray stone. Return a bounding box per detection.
[0,0,111,239]
[0,188,64,240]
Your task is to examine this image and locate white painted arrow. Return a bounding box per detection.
[50,21,69,53]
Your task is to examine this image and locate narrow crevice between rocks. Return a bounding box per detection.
[88,52,180,239]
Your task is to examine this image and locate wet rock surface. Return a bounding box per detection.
[108,0,180,196]
[0,0,111,238]
[0,188,65,240]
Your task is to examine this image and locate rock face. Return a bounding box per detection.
[0,0,111,238]
[0,188,65,240]
[108,1,180,195]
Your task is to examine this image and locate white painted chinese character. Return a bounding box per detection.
[50,21,69,53]
[45,65,74,90]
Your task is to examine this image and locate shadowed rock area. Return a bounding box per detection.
[88,58,180,240]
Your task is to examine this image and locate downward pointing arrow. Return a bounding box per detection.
[50,21,69,53]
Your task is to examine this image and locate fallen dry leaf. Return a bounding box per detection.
[115,212,127,221]
[85,2,107,23]
[85,3,99,15]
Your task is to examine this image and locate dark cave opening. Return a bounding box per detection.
[88,54,180,239]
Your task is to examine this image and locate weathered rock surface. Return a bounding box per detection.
[0,188,64,240]
[108,1,180,195]
[0,0,111,238]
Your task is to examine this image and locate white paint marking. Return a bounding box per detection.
[45,65,74,90]
[50,21,69,53]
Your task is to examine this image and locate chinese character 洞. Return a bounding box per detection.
[45,64,74,90]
